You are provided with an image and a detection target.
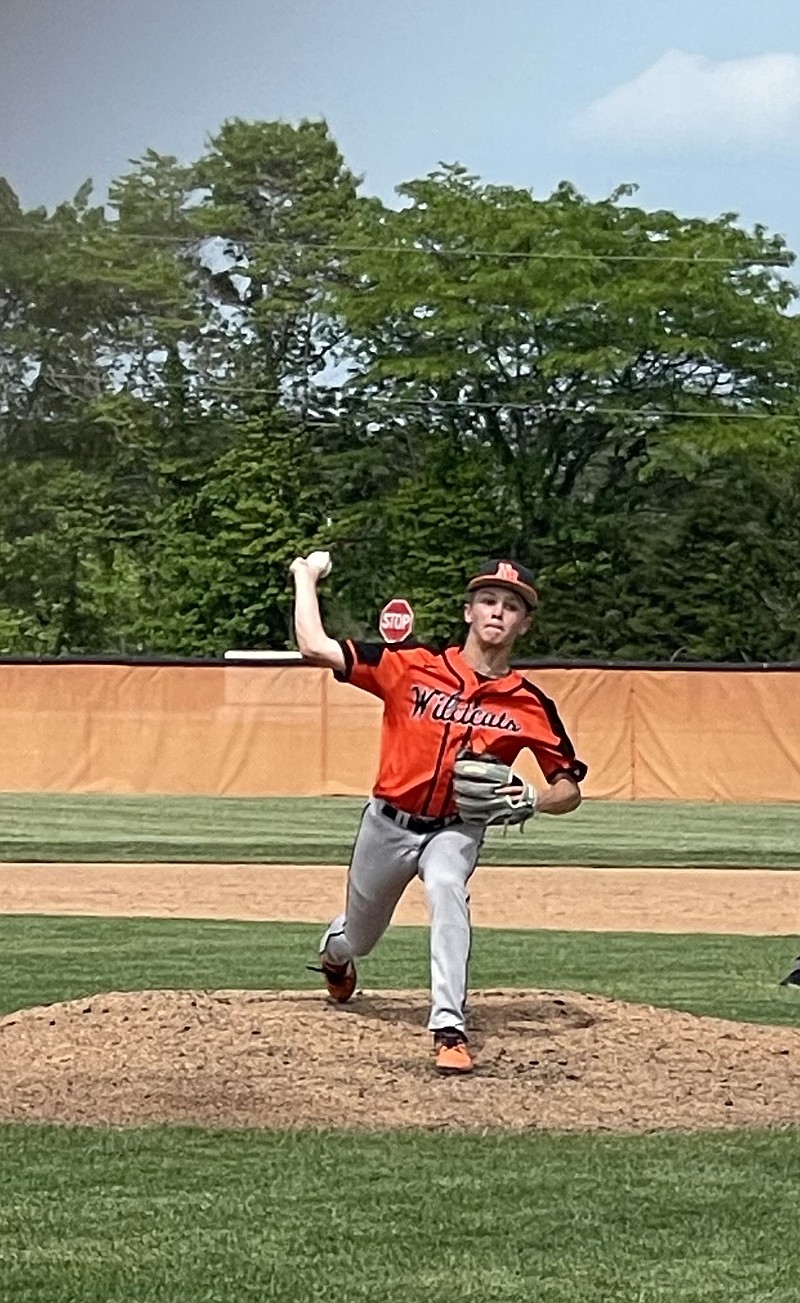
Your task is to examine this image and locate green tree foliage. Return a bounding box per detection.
[528,445,800,661]
[0,125,799,660]
[136,412,331,654]
[187,118,360,403]
[0,460,142,654]
[323,433,520,645]
[0,121,357,654]
[328,167,800,658]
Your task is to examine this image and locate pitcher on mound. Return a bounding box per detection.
[290,553,587,1075]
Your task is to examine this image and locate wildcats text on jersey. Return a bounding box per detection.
[335,638,586,816]
[410,685,522,732]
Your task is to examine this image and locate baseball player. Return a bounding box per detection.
[290,553,586,1075]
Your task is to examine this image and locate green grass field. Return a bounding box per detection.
[2,797,800,1301]
[2,792,800,865]
[3,1124,800,1303]
[0,917,799,1302]
[0,916,799,1302]
[1,915,798,1026]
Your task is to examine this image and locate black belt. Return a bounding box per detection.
[380,802,460,835]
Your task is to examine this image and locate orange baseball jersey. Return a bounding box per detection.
[336,641,587,818]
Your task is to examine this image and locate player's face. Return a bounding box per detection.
[464,587,532,647]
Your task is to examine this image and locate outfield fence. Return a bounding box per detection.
[2,659,799,801]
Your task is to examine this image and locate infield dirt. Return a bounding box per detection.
[2,986,800,1133]
[2,861,800,932]
[3,863,799,1133]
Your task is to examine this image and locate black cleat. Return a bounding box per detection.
[779,957,800,987]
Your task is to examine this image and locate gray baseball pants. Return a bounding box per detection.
[321,798,484,1033]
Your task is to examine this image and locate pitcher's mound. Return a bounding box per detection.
[1,988,799,1132]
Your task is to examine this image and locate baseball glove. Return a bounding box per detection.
[453,750,537,828]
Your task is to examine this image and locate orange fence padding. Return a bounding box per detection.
[0,663,799,802]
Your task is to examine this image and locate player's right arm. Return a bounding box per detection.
[290,555,345,674]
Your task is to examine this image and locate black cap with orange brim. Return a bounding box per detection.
[466,559,538,610]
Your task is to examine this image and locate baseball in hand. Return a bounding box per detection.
[305,550,332,579]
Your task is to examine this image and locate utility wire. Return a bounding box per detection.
[3,401,797,424]
[32,374,800,420]
[42,369,800,392]
[0,225,794,267]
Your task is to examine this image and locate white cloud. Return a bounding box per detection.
[573,50,800,151]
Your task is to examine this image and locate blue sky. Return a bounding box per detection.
[2,0,800,261]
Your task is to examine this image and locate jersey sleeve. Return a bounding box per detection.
[531,741,588,785]
[523,682,588,784]
[333,640,409,700]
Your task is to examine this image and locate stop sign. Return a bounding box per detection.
[379,597,414,644]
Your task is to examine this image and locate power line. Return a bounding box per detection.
[31,373,800,421]
[0,225,794,267]
[2,397,797,424]
[0,415,347,430]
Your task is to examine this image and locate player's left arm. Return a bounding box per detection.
[520,682,587,815]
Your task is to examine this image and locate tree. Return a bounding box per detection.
[2,131,800,660]
[320,431,524,645]
[187,118,360,407]
[0,120,360,654]
[135,411,331,654]
[327,168,800,657]
[0,459,143,654]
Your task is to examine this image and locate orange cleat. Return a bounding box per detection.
[308,958,357,1003]
[434,1029,473,1075]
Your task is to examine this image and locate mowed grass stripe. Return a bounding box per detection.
[1,918,798,1302]
[2,794,800,866]
[0,915,797,1026]
[2,1125,800,1302]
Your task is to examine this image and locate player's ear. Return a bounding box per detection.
[463,600,474,625]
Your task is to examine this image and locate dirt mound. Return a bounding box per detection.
[1,988,799,1133]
